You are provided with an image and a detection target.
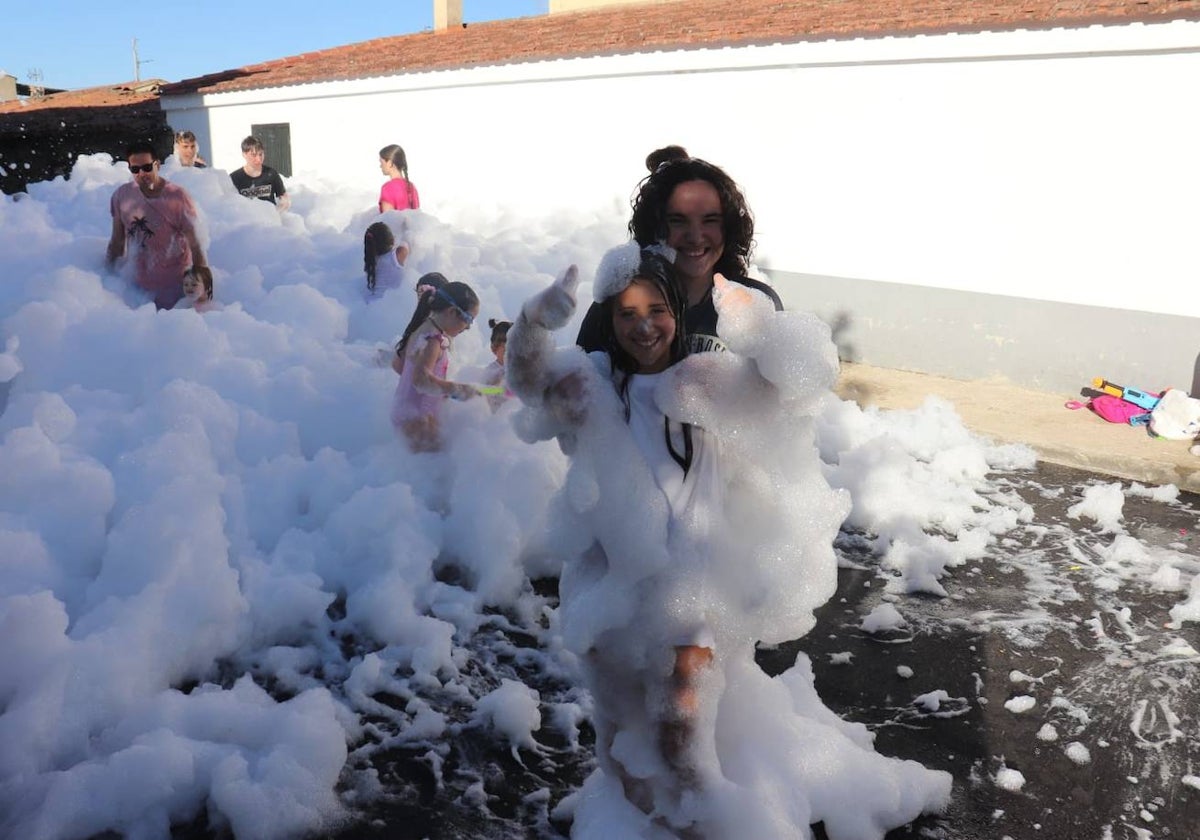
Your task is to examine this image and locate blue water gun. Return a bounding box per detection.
[1092,378,1160,411]
[1091,377,1161,425]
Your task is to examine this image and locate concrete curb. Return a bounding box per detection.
[835,362,1200,495]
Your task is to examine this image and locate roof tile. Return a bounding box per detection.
[161,0,1200,96]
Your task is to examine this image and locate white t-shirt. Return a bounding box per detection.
[370,250,408,298]
[624,372,721,543]
[625,371,722,648]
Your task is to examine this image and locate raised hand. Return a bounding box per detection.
[712,273,753,313]
[523,265,580,330]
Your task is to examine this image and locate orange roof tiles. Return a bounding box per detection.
[0,81,164,116]
[162,0,1200,96]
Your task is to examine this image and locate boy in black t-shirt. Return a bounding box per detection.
[231,135,290,211]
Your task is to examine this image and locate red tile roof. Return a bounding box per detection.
[0,80,164,116]
[163,0,1200,96]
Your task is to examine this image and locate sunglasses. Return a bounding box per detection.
[128,163,156,173]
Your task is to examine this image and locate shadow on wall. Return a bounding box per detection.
[829,310,856,364]
[1192,352,1200,397]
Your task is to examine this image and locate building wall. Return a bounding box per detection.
[162,18,1200,392]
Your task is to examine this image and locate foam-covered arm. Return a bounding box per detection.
[507,266,579,402]
[657,351,778,433]
[711,273,839,403]
[507,266,592,437]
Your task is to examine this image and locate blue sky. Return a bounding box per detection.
[4,0,548,91]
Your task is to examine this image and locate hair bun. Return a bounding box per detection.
[645,145,689,172]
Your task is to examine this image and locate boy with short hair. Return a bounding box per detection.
[230,135,290,211]
[173,131,207,167]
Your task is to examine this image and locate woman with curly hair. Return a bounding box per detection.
[577,147,782,355]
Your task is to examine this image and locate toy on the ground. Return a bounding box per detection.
[1091,377,1161,411]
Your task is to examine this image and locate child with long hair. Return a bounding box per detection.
[390,272,482,451]
[363,221,410,298]
[378,144,420,212]
[507,242,846,832]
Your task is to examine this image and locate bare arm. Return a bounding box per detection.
[411,336,478,400]
[380,200,396,213]
[275,174,291,212]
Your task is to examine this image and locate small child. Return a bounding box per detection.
[482,318,512,411]
[363,221,410,298]
[176,265,216,312]
[390,272,482,451]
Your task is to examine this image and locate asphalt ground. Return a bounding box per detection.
[308,460,1198,840]
[764,459,1200,840]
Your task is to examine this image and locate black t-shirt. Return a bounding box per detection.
[575,274,784,355]
[230,166,286,204]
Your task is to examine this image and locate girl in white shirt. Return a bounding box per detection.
[508,241,843,827]
[362,221,410,299]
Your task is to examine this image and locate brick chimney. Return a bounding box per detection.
[434,0,463,30]
[0,73,17,103]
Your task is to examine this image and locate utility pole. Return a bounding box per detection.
[132,38,153,81]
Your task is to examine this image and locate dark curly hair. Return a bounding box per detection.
[644,144,689,173]
[628,156,755,279]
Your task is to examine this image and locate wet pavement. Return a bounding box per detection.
[306,460,1198,840]
[764,461,1200,840]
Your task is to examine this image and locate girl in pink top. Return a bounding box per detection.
[390,272,481,451]
[378,144,420,212]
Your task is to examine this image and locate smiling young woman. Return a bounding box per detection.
[577,149,783,357]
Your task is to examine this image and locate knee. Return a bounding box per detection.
[673,645,714,682]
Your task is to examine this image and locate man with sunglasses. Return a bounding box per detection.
[106,141,208,309]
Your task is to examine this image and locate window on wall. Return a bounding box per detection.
[251,123,292,177]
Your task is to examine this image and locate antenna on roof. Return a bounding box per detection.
[27,68,45,99]
[132,38,154,82]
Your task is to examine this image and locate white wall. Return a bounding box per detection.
[162,18,1200,387]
